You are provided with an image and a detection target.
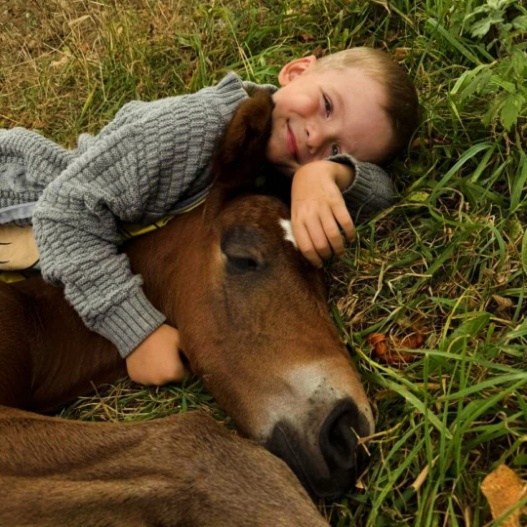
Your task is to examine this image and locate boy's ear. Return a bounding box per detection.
[278,55,317,86]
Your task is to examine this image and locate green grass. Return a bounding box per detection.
[1,0,526,525]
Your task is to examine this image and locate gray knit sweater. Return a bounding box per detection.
[0,73,393,358]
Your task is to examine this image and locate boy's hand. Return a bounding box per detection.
[291,160,356,267]
[126,324,187,386]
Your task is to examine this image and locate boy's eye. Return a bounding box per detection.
[331,144,340,156]
[323,95,332,116]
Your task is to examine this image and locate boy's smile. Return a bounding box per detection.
[266,56,393,176]
[285,121,299,163]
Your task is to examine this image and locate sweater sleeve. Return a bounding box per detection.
[32,125,166,358]
[328,153,394,223]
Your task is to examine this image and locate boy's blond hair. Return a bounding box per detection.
[316,47,419,163]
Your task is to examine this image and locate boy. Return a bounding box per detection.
[0,47,419,386]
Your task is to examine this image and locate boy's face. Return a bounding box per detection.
[267,56,393,176]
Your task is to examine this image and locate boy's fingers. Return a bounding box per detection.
[332,203,355,241]
[293,221,324,267]
[320,213,344,256]
[306,218,333,261]
[292,199,353,266]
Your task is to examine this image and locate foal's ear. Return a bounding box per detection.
[205,90,274,218]
[214,90,274,172]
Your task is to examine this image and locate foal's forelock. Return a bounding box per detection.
[279,218,298,249]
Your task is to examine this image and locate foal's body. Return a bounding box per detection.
[0,409,328,526]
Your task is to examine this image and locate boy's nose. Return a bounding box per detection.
[305,125,325,160]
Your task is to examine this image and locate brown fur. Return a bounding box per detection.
[0,407,327,526]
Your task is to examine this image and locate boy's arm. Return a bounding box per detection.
[32,125,168,360]
[329,153,394,221]
[33,73,248,364]
[291,157,393,267]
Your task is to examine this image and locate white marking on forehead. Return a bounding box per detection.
[279,218,298,248]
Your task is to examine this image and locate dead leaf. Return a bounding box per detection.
[399,334,424,348]
[481,464,527,527]
[368,332,423,365]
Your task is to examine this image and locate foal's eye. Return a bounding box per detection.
[221,225,266,275]
[227,256,262,273]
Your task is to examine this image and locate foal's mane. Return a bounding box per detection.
[204,90,290,221]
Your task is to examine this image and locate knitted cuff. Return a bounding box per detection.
[329,154,394,213]
[94,289,166,359]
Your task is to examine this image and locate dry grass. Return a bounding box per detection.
[1,0,210,141]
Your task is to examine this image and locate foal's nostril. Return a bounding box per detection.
[319,399,368,472]
[325,412,358,469]
[265,398,371,498]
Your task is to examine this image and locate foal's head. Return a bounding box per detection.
[157,91,376,498]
